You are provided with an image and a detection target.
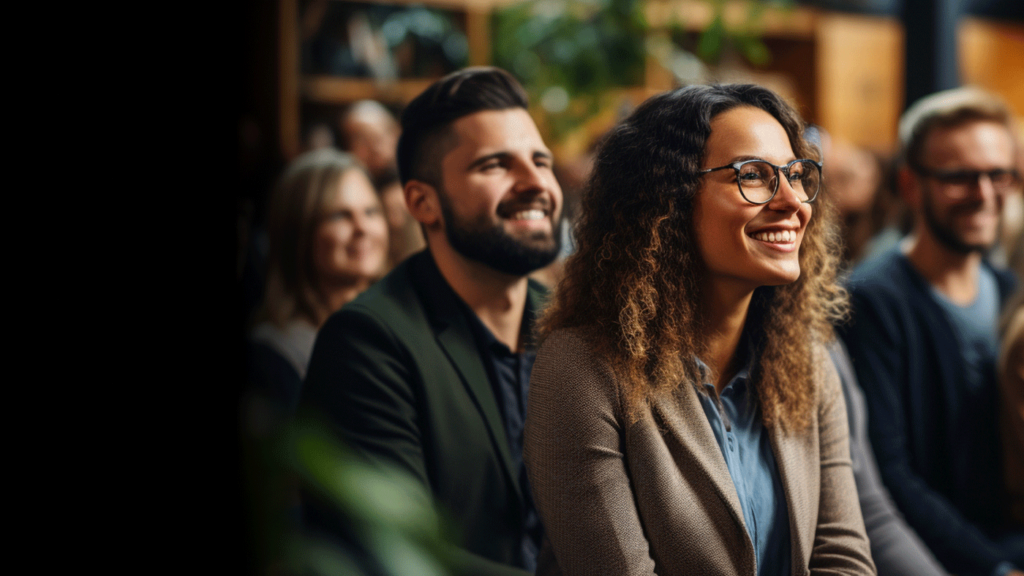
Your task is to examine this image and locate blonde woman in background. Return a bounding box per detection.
[249,148,388,412]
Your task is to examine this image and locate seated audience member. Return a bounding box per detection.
[301,67,562,575]
[337,99,400,181]
[839,87,1024,576]
[828,339,949,575]
[1002,289,1024,529]
[249,148,388,412]
[1001,229,1024,528]
[821,132,885,266]
[373,168,425,270]
[303,122,336,152]
[524,84,874,575]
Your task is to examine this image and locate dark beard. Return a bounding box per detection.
[920,185,988,254]
[438,190,561,276]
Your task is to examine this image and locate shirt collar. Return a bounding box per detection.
[458,295,537,356]
[693,332,757,394]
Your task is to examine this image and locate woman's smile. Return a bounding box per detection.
[695,106,812,291]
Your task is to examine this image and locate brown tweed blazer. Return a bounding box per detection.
[524,328,876,576]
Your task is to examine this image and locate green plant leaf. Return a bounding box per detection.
[697,14,726,64]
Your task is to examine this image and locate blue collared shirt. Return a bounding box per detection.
[697,361,792,576]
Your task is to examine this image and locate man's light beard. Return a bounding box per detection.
[920,181,995,255]
[437,188,561,276]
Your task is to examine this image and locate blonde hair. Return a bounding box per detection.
[899,86,1014,168]
[261,149,368,328]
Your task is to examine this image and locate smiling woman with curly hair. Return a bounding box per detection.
[524,84,875,576]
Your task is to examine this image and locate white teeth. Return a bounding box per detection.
[752,230,795,243]
[511,209,545,220]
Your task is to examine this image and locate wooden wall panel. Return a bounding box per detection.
[960,18,1024,119]
[815,13,903,152]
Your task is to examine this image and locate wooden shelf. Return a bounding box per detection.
[279,0,502,159]
[645,0,818,39]
[302,76,437,105]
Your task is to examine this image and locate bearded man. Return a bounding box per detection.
[300,67,561,576]
[839,87,1023,576]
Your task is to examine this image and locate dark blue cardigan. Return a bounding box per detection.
[838,247,1019,576]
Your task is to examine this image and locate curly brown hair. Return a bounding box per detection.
[538,84,848,431]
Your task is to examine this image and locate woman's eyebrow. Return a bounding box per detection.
[728,155,766,164]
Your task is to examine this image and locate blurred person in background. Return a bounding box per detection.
[839,87,1024,576]
[828,337,951,575]
[373,168,425,270]
[303,122,336,152]
[820,131,886,266]
[525,84,874,575]
[249,148,388,413]
[338,99,401,181]
[855,153,914,265]
[805,126,949,575]
[1000,231,1024,531]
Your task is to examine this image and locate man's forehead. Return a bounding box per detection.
[922,120,1014,165]
[449,108,547,152]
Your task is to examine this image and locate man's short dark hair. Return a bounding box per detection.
[396,67,529,186]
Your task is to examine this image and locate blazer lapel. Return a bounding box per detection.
[769,421,813,573]
[652,384,747,533]
[411,253,522,503]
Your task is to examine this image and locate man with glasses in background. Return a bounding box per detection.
[839,87,1023,576]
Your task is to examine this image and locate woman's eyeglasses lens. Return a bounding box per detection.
[737,160,820,203]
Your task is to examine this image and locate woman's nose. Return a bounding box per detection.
[769,173,804,211]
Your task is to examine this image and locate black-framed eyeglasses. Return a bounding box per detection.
[912,165,1022,199]
[700,159,823,204]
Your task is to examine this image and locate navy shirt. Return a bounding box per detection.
[697,358,792,576]
[460,297,542,572]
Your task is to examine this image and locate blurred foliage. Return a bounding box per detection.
[294,417,456,576]
[242,402,457,576]
[493,0,648,139]
[493,0,795,143]
[689,0,779,66]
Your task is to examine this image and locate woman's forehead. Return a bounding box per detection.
[705,107,796,165]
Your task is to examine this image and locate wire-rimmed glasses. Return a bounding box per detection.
[911,165,1023,199]
[700,159,823,204]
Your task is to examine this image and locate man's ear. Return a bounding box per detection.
[898,166,922,210]
[405,180,442,228]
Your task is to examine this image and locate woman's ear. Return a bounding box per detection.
[404,180,443,229]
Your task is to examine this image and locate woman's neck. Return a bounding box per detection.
[702,282,754,395]
[319,279,371,323]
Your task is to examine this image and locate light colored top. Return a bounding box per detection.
[251,318,318,380]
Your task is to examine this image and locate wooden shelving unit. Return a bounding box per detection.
[277,0,513,160]
[270,0,1023,161]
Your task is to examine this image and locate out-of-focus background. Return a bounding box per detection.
[237,0,1023,205]
[236,0,1023,300]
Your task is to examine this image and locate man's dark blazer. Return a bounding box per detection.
[301,250,544,576]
